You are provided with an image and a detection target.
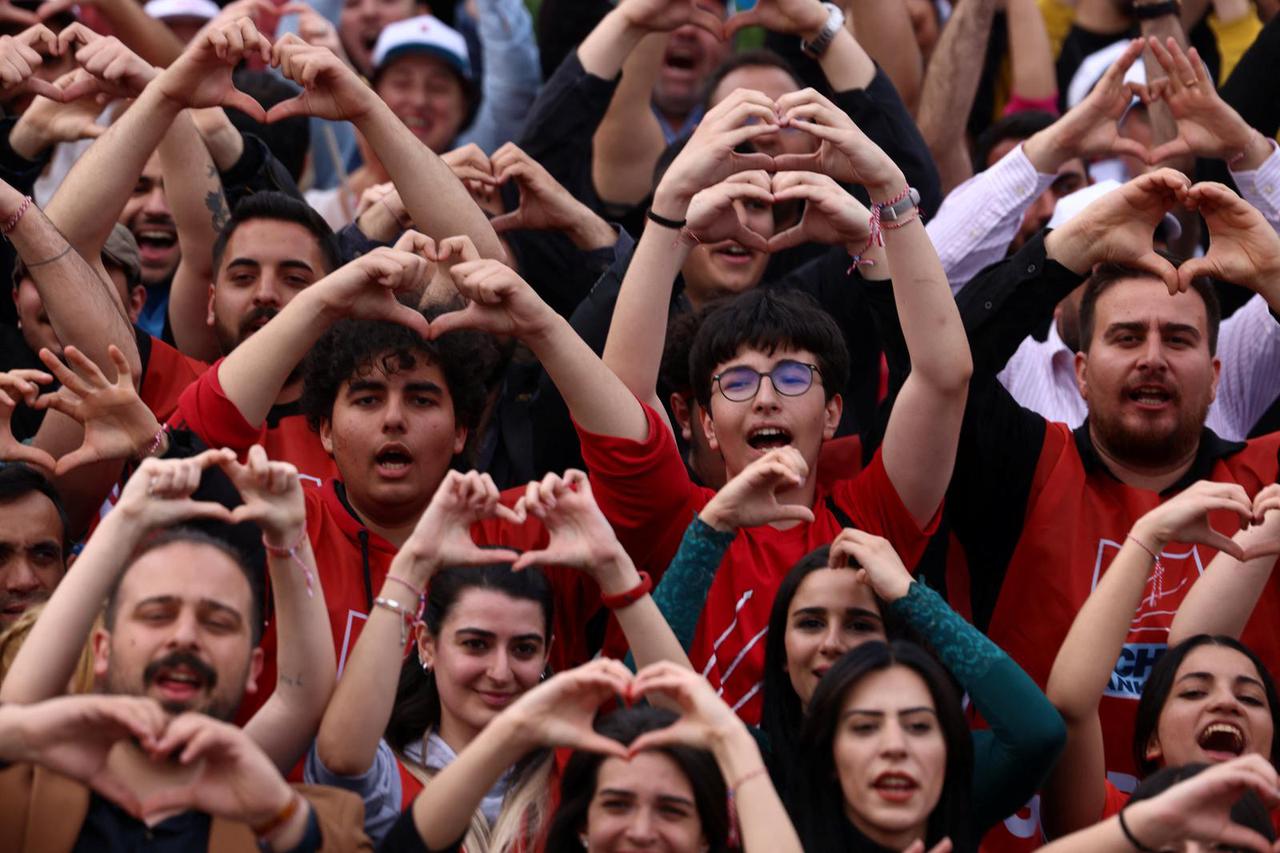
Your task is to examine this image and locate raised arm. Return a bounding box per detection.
[600,89,778,412]
[224,446,336,773]
[268,34,504,261]
[915,0,998,192]
[1006,0,1059,110]
[591,32,668,206]
[1040,482,1255,838]
[160,111,229,362]
[1169,484,1280,644]
[778,87,972,524]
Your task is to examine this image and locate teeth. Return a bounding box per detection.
[753,428,785,438]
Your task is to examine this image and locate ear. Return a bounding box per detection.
[92,626,112,681]
[417,626,436,671]
[205,283,216,328]
[319,418,335,456]
[243,647,265,696]
[822,393,842,440]
[699,400,720,453]
[127,286,147,324]
[1208,355,1221,404]
[670,393,693,442]
[452,425,467,457]
[1074,350,1089,400]
[1144,730,1163,764]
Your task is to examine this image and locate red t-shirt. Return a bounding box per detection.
[137,334,207,422]
[167,358,338,486]
[578,402,937,723]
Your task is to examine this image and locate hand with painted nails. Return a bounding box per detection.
[502,659,635,755]
[114,449,238,530]
[1128,479,1257,560]
[511,470,630,577]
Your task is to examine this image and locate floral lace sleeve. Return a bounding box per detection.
[651,516,736,652]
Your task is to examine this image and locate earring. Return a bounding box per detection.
[419,655,432,673]
[578,834,588,849]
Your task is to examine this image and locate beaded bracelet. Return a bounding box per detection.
[2,195,32,237]
[252,791,303,840]
[135,425,169,462]
[262,531,316,598]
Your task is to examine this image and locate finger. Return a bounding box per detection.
[264,95,307,123]
[4,442,56,472]
[37,347,94,396]
[222,86,267,122]
[721,8,761,40]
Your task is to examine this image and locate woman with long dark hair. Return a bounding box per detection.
[652,448,1065,828]
[789,640,976,852]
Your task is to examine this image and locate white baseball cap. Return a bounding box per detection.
[1048,179,1182,241]
[144,0,220,21]
[371,15,471,80]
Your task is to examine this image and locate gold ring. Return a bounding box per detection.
[1182,78,1198,87]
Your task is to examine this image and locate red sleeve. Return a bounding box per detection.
[831,449,941,571]
[1100,778,1129,819]
[574,401,709,579]
[167,357,265,453]
[138,336,206,423]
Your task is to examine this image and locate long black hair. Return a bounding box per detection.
[544,706,730,853]
[1133,634,1280,776]
[790,640,975,853]
[385,562,554,752]
[760,545,914,789]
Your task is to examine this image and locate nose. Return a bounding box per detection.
[819,623,847,659]
[753,374,782,410]
[624,807,658,846]
[166,607,201,648]
[1138,330,1170,371]
[1206,685,1246,716]
[879,719,909,757]
[251,274,284,309]
[141,184,170,218]
[381,393,407,433]
[486,648,513,684]
[5,558,42,596]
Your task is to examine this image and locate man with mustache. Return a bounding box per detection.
[0,450,368,850]
[0,464,68,628]
[893,170,1280,846]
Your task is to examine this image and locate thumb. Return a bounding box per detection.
[389,304,433,339]
[1177,257,1217,293]
[79,122,106,140]
[1132,251,1181,295]
[57,77,101,102]
[488,210,524,233]
[222,88,267,122]
[53,445,103,477]
[24,78,66,103]
[265,96,308,123]
[1147,139,1191,165]
[1204,530,1247,561]
[8,442,57,473]
[722,9,760,41]
[772,503,816,524]
[426,306,482,339]
[1241,541,1280,562]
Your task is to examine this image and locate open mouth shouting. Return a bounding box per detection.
[374,442,415,479]
[1126,383,1176,411]
[132,222,179,267]
[747,425,793,451]
[144,651,217,709]
[1197,721,1246,761]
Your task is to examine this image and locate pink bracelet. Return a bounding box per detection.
[262,530,316,598]
[384,574,424,621]
[136,425,168,461]
[1126,534,1165,606]
[3,195,32,236]
[726,766,770,848]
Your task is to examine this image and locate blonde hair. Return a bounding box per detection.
[0,603,99,695]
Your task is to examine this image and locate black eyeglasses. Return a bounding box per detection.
[712,360,822,402]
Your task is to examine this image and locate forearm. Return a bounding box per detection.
[246,539,336,773]
[1141,12,1192,173]
[844,0,922,110]
[1039,799,1187,853]
[653,517,735,652]
[216,288,332,426]
[46,83,174,260]
[1007,0,1058,103]
[95,0,184,66]
[190,106,246,172]
[456,0,542,153]
[355,102,503,261]
[6,198,141,378]
[915,0,998,191]
[576,7,646,80]
[816,28,875,92]
[161,111,226,362]
[0,513,141,703]
[527,313,650,441]
[591,32,667,205]
[1169,532,1277,644]
[600,221,689,404]
[411,714,530,849]
[598,549,693,671]
[709,726,802,853]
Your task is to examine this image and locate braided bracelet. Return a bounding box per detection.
[262,531,316,598]
[1126,534,1165,607]
[2,195,32,237]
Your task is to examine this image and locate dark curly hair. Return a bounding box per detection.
[300,316,500,435]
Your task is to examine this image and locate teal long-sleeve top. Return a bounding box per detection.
[652,517,1066,833]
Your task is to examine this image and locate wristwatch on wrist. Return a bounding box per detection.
[1132,0,1179,19]
[878,187,921,222]
[801,2,845,58]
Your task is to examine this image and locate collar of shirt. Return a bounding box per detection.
[403,732,515,823]
[1072,420,1245,495]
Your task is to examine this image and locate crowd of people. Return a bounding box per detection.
[1,0,1280,848]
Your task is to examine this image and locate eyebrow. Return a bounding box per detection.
[841,707,938,720]
[134,595,244,624]
[226,258,316,275]
[598,788,696,807]
[1104,321,1202,339]
[792,606,882,621]
[1178,671,1267,691]
[455,628,544,644]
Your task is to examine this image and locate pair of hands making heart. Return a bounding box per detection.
[1046,168,1280,297]
[1129,480,1280,565]
[1,694,303,828]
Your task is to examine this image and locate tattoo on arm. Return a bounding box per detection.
[279,673,304,688]
[205,189,230,233]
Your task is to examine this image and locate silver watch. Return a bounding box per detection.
[878,187,921,222]
[800,2,845,58]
